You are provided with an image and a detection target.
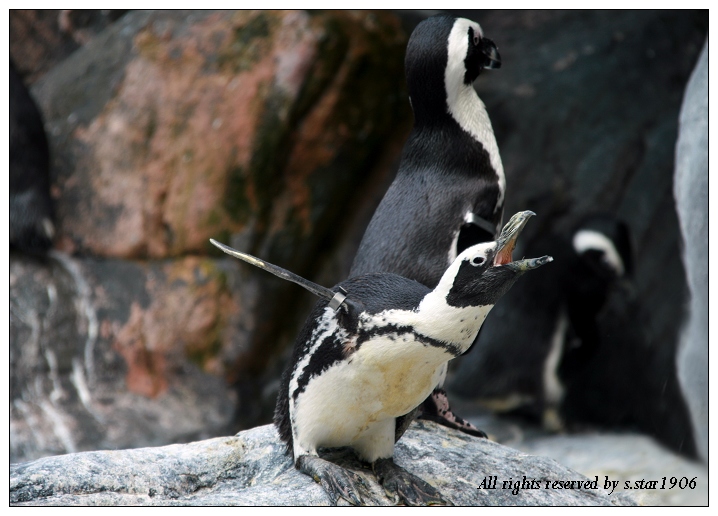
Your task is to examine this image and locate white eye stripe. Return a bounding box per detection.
[572,229,625,276]
[445,18,505,210]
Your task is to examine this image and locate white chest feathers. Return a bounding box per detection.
[289,298,493,462]
[444,19,506,210]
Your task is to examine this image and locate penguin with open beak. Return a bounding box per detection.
[212,211,551,505]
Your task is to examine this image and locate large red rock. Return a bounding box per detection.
[33,10,409,260]
[12,9,411,462]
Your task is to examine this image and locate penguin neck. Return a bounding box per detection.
[412,259,493,350]
[443,80,505,206]
[408,81,505,207]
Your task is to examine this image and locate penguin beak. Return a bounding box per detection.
[494,211,535,266]
[509,254,553,272]
[480,38,501,69]
[493,211,553,272]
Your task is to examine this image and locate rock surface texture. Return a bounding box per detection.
[673,39,708,463]
[515,433,708,506]
[10,421,635,506]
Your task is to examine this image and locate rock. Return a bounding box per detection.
[11,9,411,461]
[437,400,706,506]
[32,10,409,260]
[11,9,708,473]
[9,10,127,84]
[10,420,635,506]
[674,40,708,463]
[10,251,236,464]
[514,433,708,506]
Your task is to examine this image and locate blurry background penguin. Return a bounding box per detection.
[449,212,698,457]
[10,60,55,254]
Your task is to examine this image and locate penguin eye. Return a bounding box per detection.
[470,256,486,267]
[473,35,480,46]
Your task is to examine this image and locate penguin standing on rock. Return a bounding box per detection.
[212,211,552,506]
[350,14,504,435]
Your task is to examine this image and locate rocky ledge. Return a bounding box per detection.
[11,420,635,506]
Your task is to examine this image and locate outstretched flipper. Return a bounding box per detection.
[419,388,488,438]
[373,458,452,506]
[297,455,374,506]
[210,238,349,311]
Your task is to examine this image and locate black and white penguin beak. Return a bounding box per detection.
[493,211,552,272]
[480,37,501,70]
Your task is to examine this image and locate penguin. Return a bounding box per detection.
[449,214,633,430]
[212,211,552,505]
[10,60,55,254]
[557,217,696,457]
[349,14,504,436]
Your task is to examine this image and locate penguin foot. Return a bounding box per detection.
[297,454,374,506]
[373,457,453,506]
[419,388,488,438]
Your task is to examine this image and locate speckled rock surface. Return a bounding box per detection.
[10,421,635,506]
[10,250,236,463]
[513,433,707,506]
[9,10,127,83]
[32,10,408,260]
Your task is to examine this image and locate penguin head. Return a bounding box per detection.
[571,215,633,281]
[451,19,501,85]
[405,15,500,120]
[442,211,552,308]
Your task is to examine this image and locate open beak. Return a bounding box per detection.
[493,211,553,272]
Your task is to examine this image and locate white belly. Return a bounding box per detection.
[291,333,452,462]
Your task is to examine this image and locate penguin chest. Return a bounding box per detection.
[291,330,451,455]
[350,333,451,414]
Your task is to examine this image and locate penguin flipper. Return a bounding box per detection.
[296,454,374,506]
[393,407,419,443]
[373,457,453,506]
[418,388,488,438]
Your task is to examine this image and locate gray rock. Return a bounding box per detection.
[445,399,705,506]
[674,40,708,462]
[10,421,634,506]
[10,250,236,464]
[9,10,128,84]
[514,433,708,506]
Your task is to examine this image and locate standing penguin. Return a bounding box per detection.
[350,14,504,435]
[212,211,551,505]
